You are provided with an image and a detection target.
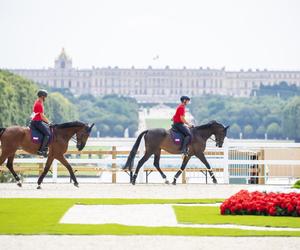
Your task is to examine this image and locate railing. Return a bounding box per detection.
[1,140,300,184]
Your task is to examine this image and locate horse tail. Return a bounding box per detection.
[123,130,148,171]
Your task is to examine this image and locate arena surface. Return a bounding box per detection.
[0,183,299,250]
[0,183,291,198]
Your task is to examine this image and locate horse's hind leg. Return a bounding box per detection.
[153,151,169,184]
[132,151,152,185]
[0,154,7,167]
[0,154,8,174]
[6,155,22,187]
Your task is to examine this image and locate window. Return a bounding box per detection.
[60,60,65,69]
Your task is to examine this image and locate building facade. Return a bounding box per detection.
[8,49,300,103]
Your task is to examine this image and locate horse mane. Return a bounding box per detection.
[195,120,218,130]
[54,121,86,129]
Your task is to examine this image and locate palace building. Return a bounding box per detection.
[8,49,300,103]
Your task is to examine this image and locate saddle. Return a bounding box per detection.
[29,124,54,145]
[170,125,192,146]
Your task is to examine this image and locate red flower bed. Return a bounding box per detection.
[220,190,300,217]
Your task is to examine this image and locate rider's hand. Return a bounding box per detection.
[188,124,194,128]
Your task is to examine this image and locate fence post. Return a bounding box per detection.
[38,163,43,175]
[223,140,230,184]
[258,149,265,184]
[52,160,58,183]
[112,146,117,183]
[182,170,187,184]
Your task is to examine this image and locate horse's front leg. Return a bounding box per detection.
[172,155,191,185]
[195,152,217,184]
[37,156,54,189]
[56,155,79,187]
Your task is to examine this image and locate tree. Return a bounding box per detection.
[256,125,266,139]
[282,97,300,141]
[266,122,281,139]
[0,70,37,127]
[97,124,110,136]
[77,95,139,137]
[113,125,124,137]
[228,123,241,138]
[45,92,78,123]
[243,125,254,139]
[189,95,286,139]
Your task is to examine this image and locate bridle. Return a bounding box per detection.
[71,126,91,146]
[209,136,216,142]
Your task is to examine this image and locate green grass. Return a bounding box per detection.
[145,119,172,129]
[0,198,300,236]
[293,179,300,189]
[175,206,300,228]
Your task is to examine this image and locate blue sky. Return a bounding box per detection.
[0,0,299,70]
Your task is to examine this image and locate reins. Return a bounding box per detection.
[208,136,216,142]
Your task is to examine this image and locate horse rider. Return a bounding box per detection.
[30,89,51,157]
[172,96,193,156]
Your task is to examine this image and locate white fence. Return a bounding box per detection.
[2,138,300,184]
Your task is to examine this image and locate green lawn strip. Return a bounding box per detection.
[174,206,300,228]
[0,198,300,236]
[8,224,300,237]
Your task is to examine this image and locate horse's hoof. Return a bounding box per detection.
[213,178,218,184]
[17,181,22,187]
[172,179,177,185]
[74,183,79,188]
[165,179,170,185]
[37,185,42,190]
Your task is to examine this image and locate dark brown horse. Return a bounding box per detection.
[0,121,94,188]
[123,121,229,185]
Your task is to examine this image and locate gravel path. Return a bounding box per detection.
[0,183,277,198]
[0,236,299,250]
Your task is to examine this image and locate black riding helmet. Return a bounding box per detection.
[180,96,190,102]
[37,89,48,98]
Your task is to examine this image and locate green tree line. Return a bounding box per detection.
[2,70,299,140]
[190,95,300,141]
[0,70,77,127]
[0,70,139,137]
[76,94,139,137]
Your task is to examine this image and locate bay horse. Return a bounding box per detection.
[0,121,94,188]
[123,121,229,185]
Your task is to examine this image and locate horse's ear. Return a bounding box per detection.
[224,125,230,131]
[88,123,95,132]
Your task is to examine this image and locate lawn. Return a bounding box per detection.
[175,206,300,228]
[0,198,299,236]
[145,119,172,129]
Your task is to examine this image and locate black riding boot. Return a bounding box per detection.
[37,135,50,157]
[181,136,190,156]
